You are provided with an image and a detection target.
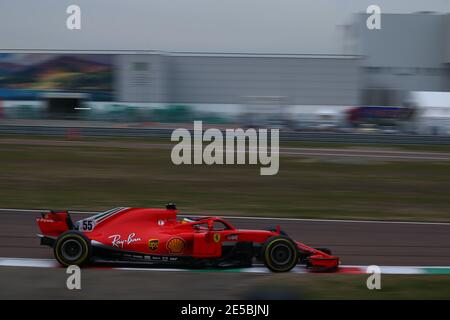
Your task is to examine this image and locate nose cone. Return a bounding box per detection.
[308,254,340,271]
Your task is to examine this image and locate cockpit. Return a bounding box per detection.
[179,216,234,231]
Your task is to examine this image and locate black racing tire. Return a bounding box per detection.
[54,231,91,267]
[262,236,298,272]
[315,247,332,255]
[264,227,288,236]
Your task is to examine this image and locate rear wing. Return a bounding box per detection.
[36,210,75,237]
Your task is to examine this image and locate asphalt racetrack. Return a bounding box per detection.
[1,209,450,299]
[2,209,450,265]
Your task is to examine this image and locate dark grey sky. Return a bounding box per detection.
[0,0,449,54]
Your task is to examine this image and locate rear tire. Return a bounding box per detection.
[54,231,91,267]
[262,236,298,272]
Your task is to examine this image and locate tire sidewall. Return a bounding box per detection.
[54,231,91,267]
[262,236,298,272]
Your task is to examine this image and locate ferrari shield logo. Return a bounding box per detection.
[148,239,159,251]
[213,233,221,243]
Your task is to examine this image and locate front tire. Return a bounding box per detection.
[262,236,298,272]
[54,231,91,267]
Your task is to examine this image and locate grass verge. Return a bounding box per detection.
[1,137,450,221]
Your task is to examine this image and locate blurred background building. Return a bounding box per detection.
[1,12,450,134]
[358,13,450,105]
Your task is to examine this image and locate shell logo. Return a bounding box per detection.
[166,237,186,254]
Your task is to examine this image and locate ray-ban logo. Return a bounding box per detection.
[171,121,279,175]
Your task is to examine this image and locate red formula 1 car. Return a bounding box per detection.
[36,204,339,272]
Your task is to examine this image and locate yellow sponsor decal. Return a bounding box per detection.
[148,239,159,251]
[213,233,221,243]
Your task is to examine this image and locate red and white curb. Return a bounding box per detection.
[1,257,450,275]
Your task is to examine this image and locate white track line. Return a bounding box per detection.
[1,208,450,226]
[212,216,450,226]
[0,258,59,268]
[0,208,97,214]
[282,147,450,156]
[1,258,450,274]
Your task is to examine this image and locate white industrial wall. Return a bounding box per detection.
[115,54,170,103]
[115,54,360,106]
[168,55,360,106]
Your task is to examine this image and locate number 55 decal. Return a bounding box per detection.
[79,219,96,232]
